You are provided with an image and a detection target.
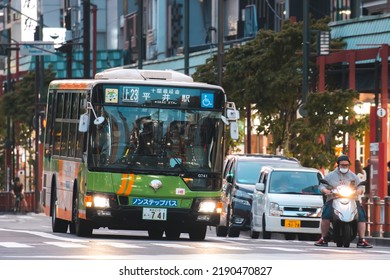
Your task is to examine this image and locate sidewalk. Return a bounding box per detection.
[364,236,390,247]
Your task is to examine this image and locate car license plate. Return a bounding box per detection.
[142,208,167,221]
[284,220,301,228]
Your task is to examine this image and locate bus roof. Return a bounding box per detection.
[95,67,194,83]
[49,68,224,92]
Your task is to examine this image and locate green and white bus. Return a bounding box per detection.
[41,67,239,240]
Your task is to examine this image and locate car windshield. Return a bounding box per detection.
[236,162,264,184]
[269,171,322,194]
[236,160,300,185]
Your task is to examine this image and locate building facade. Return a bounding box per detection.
[1,0,390,195]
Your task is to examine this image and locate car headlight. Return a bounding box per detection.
[198,200,217,213]
[269,202,283,216]
[233,197,251,206]
[233,190,251,206]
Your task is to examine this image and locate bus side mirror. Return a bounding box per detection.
[79,114,90,132]
[230,122,239,140]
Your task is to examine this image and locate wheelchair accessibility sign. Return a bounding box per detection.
[201,93,214,108]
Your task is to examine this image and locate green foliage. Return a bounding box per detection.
[291,89,368,169]
[0,66,56,177]
[193,17,366,167]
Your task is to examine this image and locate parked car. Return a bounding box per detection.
[216,154,301,237]
[250,166,323,240]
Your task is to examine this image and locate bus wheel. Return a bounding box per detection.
[69,188,77,234]
[165,228,181,240]
[189,225,207,241]
[51,189,68,233]
[148,227,164,239]
[72,195,92,237]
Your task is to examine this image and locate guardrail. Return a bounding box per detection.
[361,196,390,238]
[0,192,35,212]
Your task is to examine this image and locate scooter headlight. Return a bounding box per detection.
[338,187,354,197]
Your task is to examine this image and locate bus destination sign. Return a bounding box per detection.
[103,85,221,109]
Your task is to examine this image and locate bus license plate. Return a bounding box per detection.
[284,220,301,228]
[142,208,167,221]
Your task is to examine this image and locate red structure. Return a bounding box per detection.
[317,45,389,199]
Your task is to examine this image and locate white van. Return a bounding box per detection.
[250,166,323,240]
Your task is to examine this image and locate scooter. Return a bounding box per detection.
[320,179,366,248]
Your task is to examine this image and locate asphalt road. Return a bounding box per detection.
[0,212,389,260]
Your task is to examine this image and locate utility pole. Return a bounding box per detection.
[184,0,189,75]
[34,14,44,213]
[83,0,91,78]
[137,0,143,69]
[301,0,310,116]
[217,0,223,86]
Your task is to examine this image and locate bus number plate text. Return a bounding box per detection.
[142,208,167,221]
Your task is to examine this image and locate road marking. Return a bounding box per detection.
[255,246,304,252]
[98,242,144,248]
[0,228,88,243]
[0,242,33,248]
[202,244,252,250]
[152,243,194,249]
[45,242,88,248]
[312,248,360,253]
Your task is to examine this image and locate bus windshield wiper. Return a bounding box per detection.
[170,157,188,174]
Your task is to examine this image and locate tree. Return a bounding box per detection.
[291,89,368,170]
[193,18,366,167]
[0,66,56,188]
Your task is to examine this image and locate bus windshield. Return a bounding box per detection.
[88,106,224,174]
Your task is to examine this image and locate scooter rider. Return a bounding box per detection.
[314,155,373,248]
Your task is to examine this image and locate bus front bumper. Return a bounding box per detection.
[85,206,220,231]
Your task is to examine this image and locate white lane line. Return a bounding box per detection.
[0,242,33,248]
[45,242,88,248]
[0,228,88,243]
[151,243,194,249]
[98,242,144,249]
[200,244,252,251]
[255,246,304,252]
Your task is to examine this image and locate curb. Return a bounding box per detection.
[365,237,390,247]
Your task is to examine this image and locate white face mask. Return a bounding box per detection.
[339,167,349,174]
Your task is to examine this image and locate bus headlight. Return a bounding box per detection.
[198,200,217,213]
[93,196,110,208]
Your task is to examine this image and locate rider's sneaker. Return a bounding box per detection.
[357,238,373,248]
[314,236,328,247]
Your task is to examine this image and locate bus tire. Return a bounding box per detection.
[165,228,181,240]
[69,185,78,234]
[148,227,164,239]
[72,188,92,237]
[216,225,228,237]
[189,225,207,241]
[51,185,68,233]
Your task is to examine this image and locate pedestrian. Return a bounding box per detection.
[363,158,371,196]
[355,159,366,201]
[387,161,390,196]
[11,177,28,212]
[355,159,366,181]
[314,155,372,248]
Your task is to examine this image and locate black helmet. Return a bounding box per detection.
[337,155,350,164]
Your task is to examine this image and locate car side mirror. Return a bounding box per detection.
[255,182,265,192]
